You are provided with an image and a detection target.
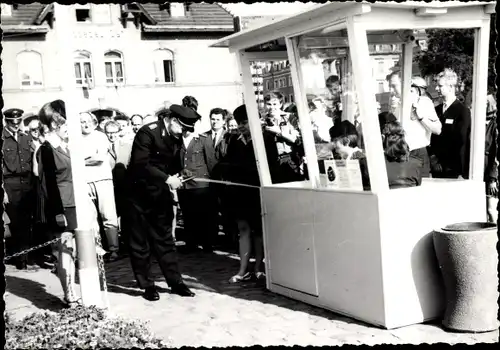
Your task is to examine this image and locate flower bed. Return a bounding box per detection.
[5,306,169,349]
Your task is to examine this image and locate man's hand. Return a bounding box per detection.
[487,180,498,197]
[166,175,183,190]
[55,214,67,228]
[430,155,442,174]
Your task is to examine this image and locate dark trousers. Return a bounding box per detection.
[177,187,218,249]
[122,196,182,289]
[410,147,430,178]
[4,178,33,263]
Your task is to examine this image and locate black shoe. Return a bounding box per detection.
[143,287,160,301]
[16,260,27,270]
[202,245,214,253]
[170,282,195,297]
[178,244,198,254]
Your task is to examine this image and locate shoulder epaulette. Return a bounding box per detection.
[148,123,158,130]
[199,133,207,138]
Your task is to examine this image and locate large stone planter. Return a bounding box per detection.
[433,222,499,332]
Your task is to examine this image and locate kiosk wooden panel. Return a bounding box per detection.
[211,1,494,329]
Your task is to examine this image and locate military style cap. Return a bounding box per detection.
[4,108,24,122]
[169,104,201,131]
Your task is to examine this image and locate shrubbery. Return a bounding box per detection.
[5,306,169,349]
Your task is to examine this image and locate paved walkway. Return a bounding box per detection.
[5,250,499,347]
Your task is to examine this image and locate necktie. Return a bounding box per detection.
[111,143,117,159]
[213,132,217,146]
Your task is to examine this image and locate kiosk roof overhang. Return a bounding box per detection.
[211,1,495,51]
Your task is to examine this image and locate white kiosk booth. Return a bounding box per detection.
[212,1,494,329]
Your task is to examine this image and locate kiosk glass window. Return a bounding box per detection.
[295,28,371,192]
[248,57,308,186]
[243,38,308,187]
[366,28,474,183]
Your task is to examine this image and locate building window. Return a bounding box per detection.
[75,4,111,24]
[274,80,278,89]
[104,51,124,84]
[284,96,288,103]
[266,81,271,90]
[74,51,93,86]
[288,76,292,86]
[378,81,385,93]
[153,49,175,83]
[75,5,92,22]
[170,3,186,17]
[91,4,112,24]
[1,4,12,17]
[17,51,44,87]
[377,60,385,75]
[289,94,294,103]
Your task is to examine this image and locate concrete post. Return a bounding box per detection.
[53,4,104,308]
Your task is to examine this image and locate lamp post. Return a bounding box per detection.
[53,3,103,308]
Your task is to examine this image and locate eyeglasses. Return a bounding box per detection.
[30,128,39,132]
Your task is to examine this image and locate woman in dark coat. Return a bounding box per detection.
[213,105,273,283]
[382,121,422,189]
[37,100,80,307]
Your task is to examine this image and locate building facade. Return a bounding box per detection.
[1,3,244,132]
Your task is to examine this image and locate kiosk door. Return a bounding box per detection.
[263,188,318,296]
[246,55,319,296]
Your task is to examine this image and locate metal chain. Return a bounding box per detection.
[4,235,68,261]
[94,232,110,309]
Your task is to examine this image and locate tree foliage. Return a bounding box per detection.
[415,14,497,103]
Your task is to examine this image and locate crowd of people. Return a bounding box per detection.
[2,94,270,304]
[2,66,498,305]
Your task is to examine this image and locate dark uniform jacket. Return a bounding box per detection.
[179,133,217,190]
[2,129,33,181]
[127,120,182,206]
[429,99,471,178]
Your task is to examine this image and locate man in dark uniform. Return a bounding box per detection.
[123,104,197,301]
[2,108,35,269]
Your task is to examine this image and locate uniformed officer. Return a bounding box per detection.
[2,108,35,269]
[123,104,197,301]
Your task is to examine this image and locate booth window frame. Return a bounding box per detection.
[233,2,491,194]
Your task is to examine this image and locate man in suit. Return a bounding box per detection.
[2,108,35,269]
[115,114,135,143]
[123,104,197,301]
[429,69,471,179]
[131,114,144,134]
[104,120,133,235]
[204,108,226,159]
[177,113,218,253]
